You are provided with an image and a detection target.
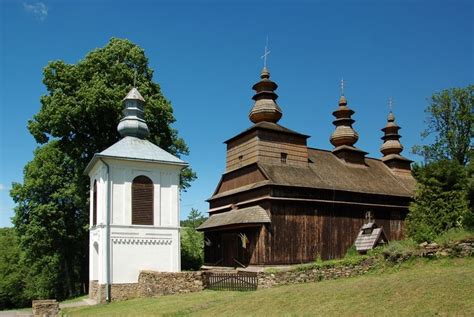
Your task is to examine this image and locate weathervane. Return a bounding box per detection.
[261,36,271,68]
[340,78,345,96]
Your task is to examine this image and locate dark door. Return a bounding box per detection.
[222,233,239,267]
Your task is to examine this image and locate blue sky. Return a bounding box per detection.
[0,0,472,227]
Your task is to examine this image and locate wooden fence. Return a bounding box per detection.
[205,272,258,291]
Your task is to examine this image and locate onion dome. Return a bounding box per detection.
[249,67,283,124]
[380,111,403,156]
[330,95,359,147]
[117,87,150,139]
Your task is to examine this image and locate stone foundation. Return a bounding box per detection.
[89,281,139,303]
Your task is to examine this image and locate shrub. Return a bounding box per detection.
[406,160,472,243]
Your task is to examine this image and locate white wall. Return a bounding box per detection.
[88,158,182,284]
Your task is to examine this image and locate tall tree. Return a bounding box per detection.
[413,85,473,165]
[11,38,196,300]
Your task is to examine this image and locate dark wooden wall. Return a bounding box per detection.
[264,200,406,263]
[204,200,406,266]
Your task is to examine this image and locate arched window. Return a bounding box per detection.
[93,180,97,226]
[132,175,154,225]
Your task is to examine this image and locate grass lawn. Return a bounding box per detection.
[63,257,474,316]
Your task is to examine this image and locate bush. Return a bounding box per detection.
[406,160,472,243]
[180,209,205,271]
[379,239,418,262]
[0,228,29,309]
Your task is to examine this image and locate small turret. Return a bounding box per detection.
[249,67,283,124]
[380,99,412,174]
[330,80,367,165]
[117,87,150,139]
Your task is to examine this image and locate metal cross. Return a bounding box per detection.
[133,69,138,87]
[261,37,271,68]
[340,78,345,96]
[365,211,374,222]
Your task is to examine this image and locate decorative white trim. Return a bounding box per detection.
[112,237,172,245]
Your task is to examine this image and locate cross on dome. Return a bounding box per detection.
[261,36,271,68]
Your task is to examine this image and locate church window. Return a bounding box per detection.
[93,180,97,226]
[280,152,288,164]
[132,175,154,225]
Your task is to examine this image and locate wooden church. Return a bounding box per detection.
[197,66,415,267]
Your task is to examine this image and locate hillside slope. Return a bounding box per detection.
[64,257,474,316]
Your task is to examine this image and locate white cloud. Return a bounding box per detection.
[23,2,48,21]
[0,184,5,191]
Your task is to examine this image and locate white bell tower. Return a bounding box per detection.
[84,87,187,302]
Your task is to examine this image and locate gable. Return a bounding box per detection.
[214,164,268,195]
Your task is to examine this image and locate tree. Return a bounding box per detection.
[11,38,196,300]
[11,141,85,300]
[408,85,473,242]
[406,160,472,243]
[413,85,473,166]
[0,228,28,309]
[181,209,205,270]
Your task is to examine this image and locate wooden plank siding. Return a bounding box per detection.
[226,129,309,172]
[265,201,406,263]
[203,199,406,265]
[216,165,267,195]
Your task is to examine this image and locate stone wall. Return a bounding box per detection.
[257,258,376,289]
[32,299,59,317]
[89,271,204,302]
[138,271,204,297]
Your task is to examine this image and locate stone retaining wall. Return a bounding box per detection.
[138,271,205,297]
[257,258,376,289]
[32,299,59,317]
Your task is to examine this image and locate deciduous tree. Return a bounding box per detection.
[11,38,196,300]
[413,85,473,165]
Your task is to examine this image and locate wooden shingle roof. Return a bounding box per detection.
[258,148,415,197]
[197,206,271,231]
[210,148,415,200]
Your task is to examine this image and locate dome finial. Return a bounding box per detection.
[330,79,358,148]
[381,98,403,157]
[248,38,282,124]
[117,87,149,139]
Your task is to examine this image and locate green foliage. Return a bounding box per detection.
[0,228,28,309]
[10,141,86,301]
[10,38,196,302]
[297,248,369,271]
[181,209,204,270]
[412,85,473,165]
[406,160,472,243]
[434,228,474,247]
[377,239,419,262]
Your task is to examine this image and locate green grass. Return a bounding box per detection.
[60,295,88,304]
[434,228,474,247]
[62,257,474,317]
